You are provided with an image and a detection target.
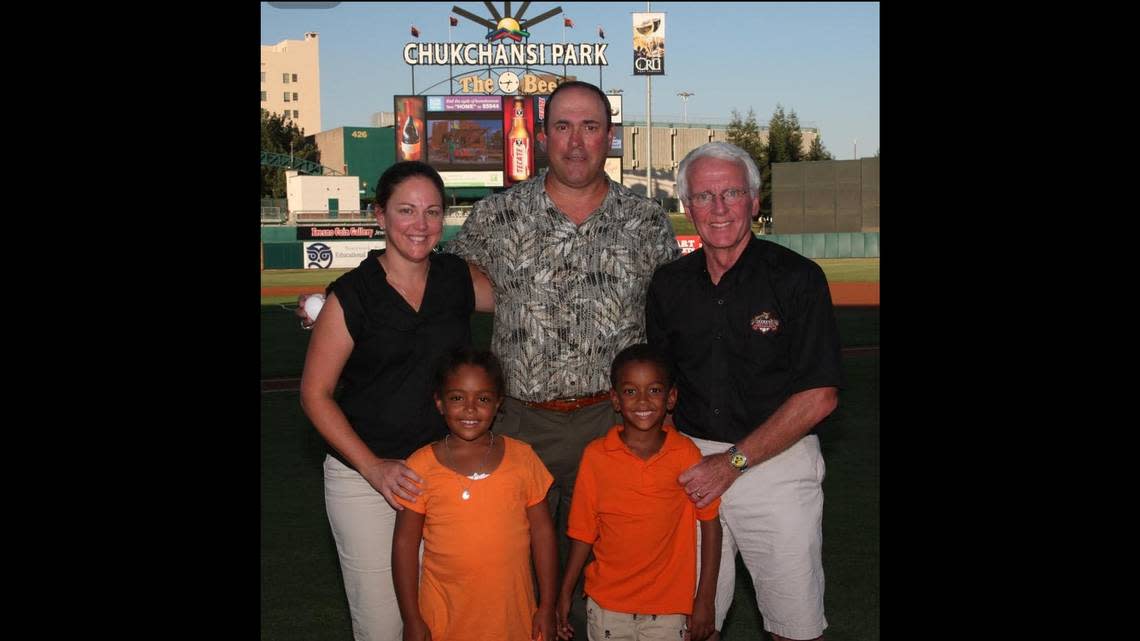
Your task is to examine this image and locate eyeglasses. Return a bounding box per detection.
[688,188,749,209]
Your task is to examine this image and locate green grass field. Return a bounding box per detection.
[261,305,878,640]
[261,355,877,641]
[261,257,879,306]
[261,307,876,380]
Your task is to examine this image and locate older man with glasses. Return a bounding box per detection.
[646,142,844,641]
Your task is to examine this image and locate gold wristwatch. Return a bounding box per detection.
[727,445,748,472]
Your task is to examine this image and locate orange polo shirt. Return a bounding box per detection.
[566,424,719,615]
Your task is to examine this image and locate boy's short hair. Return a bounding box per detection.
[609,343,674,389]
[434,346,506,397]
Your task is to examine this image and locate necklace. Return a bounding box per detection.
[443,432,495,501]
[386,276,411,300]
[378,254,426,305]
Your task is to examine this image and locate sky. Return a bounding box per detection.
[261,2,879,159]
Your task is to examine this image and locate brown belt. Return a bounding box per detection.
[522,391,610,413]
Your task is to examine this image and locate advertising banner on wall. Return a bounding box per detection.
[297,225,383,241]
[607,94,623,124]
[675,235,702,255]
[533,96,549,168]
[304,241,388,269]
[395,96,426,161]
[439,171,505,187]
[632,12,665,75]
[604,157,622,184]
[502,95,536,186]
[426,95,502,112]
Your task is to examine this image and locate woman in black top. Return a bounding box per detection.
[300,161,493,641]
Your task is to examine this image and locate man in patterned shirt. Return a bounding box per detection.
[446,80,680,621]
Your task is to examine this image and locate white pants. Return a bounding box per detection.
[689,435,828,640]
[324,455,402,641]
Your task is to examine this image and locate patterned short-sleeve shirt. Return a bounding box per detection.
[447,172,681,402]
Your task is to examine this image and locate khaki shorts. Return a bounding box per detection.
[585,596,688,641]
[689,434,828,640]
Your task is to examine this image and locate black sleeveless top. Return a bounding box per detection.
[327,249,474,465]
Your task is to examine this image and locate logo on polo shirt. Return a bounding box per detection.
[750,312,780,334]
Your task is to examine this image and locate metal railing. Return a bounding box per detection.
[623,117,819,133]
[290,210,376,225]
[261,206,287,224]
[260,207,474,226]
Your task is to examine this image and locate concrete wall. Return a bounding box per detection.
[619,123,818,204]
[765,232,879,258]
[286,172,361,212]
[310,127,395,201]
[772,158,880,234]
[312,129,345,174]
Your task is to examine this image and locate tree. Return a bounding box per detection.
[725,108,768,222]
[725,107,765,167]
[754,104,812,216]
[763,104,803,166]
[724,104,825,217]
[261,109,319,199]
[806,136,834,161]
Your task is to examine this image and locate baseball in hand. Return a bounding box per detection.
[303,294,325,323]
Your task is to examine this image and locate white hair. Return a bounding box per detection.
[676,141,762,201]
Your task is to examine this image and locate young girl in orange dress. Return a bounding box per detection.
[393,347,558,641]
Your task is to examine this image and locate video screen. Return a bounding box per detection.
[425,119,504,172]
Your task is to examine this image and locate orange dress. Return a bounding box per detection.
[398,436,553,641]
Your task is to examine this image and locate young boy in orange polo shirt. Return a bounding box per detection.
[555,343,722,641]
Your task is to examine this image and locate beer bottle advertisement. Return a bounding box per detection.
[395,96,424,162]
[502,96,534,186]
[532,96,549,169]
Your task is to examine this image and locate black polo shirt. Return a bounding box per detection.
[646,236,844,444]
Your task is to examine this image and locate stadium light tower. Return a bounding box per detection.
[677,91,694,123]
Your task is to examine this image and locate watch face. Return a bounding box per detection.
[497,71,519,94]
[730,453,747,469]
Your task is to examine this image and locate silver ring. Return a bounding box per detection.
[301,321,313,330]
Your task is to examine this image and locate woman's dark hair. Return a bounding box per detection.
[374,160,446,211]
[609,343,673,389]
[434,346,506,398]
[543,80,613,134]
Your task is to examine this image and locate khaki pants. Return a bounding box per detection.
[688,434,828,640]
[323,455,402,641]
[586,597,688,641]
